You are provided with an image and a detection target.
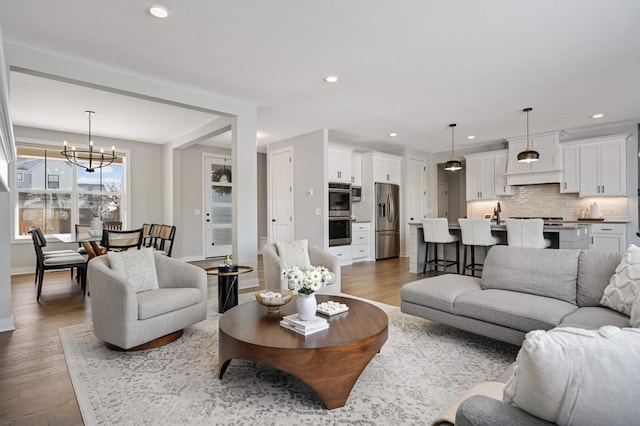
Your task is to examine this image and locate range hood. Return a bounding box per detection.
[505,131,565,186]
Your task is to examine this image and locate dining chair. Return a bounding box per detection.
[103,221,123,231]
[458,218,500,276]
[141,223,155,247]
[153,225,176,257]
[102,228,143,252]
[29,227,87,301]
[421,218,460,274]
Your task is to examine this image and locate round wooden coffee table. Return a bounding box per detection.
[218,294,388,409]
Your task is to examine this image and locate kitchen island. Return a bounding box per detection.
[407,222,590,274]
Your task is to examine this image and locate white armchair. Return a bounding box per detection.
[87,252,207,350]
[262,241,341,295]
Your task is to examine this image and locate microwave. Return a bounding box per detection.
[351,186,362,202]
[328,183,352,217]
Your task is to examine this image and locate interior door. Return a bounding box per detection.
[204,155,232,258]
[269,148,294,243]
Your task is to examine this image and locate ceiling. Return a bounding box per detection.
[1,1,640,154]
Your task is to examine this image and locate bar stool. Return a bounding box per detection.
[458,218,499,276]
[422,218,460,274]
[505,219,552,248]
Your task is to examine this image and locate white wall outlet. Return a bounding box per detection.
[194,209,201,215]
[315,208,322,215]
[306,189,314,196]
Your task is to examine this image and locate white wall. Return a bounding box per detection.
[268,129,327,248]
[257,152,268,249]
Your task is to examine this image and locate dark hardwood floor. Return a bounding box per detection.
[0,256,430,425]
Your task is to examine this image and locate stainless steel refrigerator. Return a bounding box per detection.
[375,182,400,259]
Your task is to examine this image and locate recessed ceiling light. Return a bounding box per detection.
[467,135,476,140]
[149,5,168,18]
[389,133,397,137]
[592,113,604,119]
[324,76,338,83]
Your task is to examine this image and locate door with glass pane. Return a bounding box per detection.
[205,156,232,258]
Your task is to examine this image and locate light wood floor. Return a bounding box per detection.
[0,256,431,425]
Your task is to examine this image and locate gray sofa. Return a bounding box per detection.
[401,245,629,346]
[402,245,636,426]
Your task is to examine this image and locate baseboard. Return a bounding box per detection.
[178,255,206,263]
[11,266,35,276]
[239,277,259,290]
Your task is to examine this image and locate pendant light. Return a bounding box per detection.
[517,107,540,163]
[444,123,462,171]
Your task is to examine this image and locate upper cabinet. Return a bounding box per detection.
[328,146,352,183]
[561,144,580,193]
[465,153,496,201]
[351,152,362,186]
[371,153,401,184]
[506,131,564,186]
[578,135,628,197]
[493,151,513,196]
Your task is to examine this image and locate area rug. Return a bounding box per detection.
[59,294,519,425]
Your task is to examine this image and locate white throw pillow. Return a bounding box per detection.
[504,326,640,426]
[276,240,312,270]
[107,248,159,293]
[600,244,640,315]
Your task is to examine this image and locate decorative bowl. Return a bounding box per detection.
[255,289,293,313]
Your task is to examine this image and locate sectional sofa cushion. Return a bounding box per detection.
[600,244,640,315]
[454,289,577,332]
[481,246,580,304]
[400,274,481,314]
[577,250,622,306]
[559,306,630,329]
[631,292,640,328]
[504,326,640,426]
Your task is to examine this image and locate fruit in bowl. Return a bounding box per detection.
[255,289,293,313]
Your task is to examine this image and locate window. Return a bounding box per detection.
[15,146,126,238]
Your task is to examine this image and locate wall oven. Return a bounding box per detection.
[328,182,352,217]
[329,217,352,246]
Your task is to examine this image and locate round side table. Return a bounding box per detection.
[205,265,254,313]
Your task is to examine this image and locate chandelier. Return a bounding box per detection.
[61,111,117,173]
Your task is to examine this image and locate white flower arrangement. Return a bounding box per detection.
[282,266,334,295]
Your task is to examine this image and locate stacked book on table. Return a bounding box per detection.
[280,314,329,336]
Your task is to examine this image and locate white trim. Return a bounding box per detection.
[11,266,34,275]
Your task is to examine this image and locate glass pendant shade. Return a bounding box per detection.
[444,123,462,171]
[517,107,540,163]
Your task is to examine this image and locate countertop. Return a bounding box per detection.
[407,221,592,230]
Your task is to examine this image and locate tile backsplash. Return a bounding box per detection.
[467,184,629,222]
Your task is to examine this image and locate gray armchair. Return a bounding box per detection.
[262,242,341,295]
[87,252,207,350]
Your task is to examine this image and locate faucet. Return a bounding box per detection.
[494,202,502,225]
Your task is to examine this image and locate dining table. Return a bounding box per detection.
[54,232,105,259]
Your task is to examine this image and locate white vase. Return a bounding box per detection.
[296,293,317,321]
[90,217,103,237]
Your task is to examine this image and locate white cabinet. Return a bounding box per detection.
[465,155,495,201]
[372,153,401,184]
[350,153,362,186]
[493,151,513,196]
[328,244,352,266]
[561,144,580,193]
[351,222,371,262]
[590,223,626,253]
[328,146,352,183]
[579,136,627,197]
